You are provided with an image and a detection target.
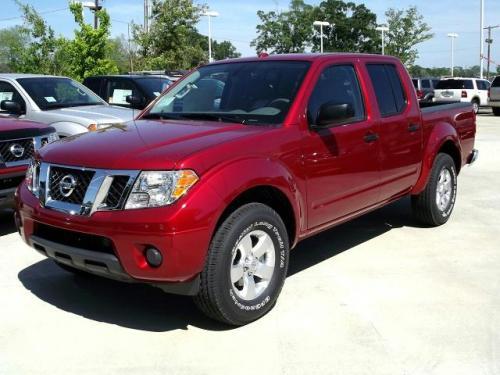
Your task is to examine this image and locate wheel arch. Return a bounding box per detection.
[215,185,297,249]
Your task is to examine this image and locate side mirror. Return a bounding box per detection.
[125,95,145,109]
[1,100,23,115]
[314,102,355,127]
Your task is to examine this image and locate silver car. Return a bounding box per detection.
[0,74,135,137]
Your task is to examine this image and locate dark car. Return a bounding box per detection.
[83,75,173,110]
[412,77,441,103]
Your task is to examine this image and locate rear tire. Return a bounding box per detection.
[412,153,458,226]
[493,107,500,116]
[194,203,289,326]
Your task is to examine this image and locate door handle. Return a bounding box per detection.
[408,123,421,133]
[363,132,379,143]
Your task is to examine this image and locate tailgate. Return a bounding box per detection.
[434,89,461,101]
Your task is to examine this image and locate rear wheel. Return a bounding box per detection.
[412,153,458,226]
[194,203,289,326]
[493,107,500,116]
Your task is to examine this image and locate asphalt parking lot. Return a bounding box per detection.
[1,112,499,375]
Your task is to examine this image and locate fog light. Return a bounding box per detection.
[145,247,163,267]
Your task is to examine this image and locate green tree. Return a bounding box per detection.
[213,40,241,60]
[0,26,30,72]
[107,35,133,73]
[251,0,314,54]
[312,0,380,53]
[385,6,433,67]
[15,1,59,74]
[133,0,206,70]
[66,1,118,80]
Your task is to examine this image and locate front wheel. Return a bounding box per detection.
[412,153,458,226]
[194,203,289,326]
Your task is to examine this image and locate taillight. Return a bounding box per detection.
[416,89,424,99]
[461,90,468,98]
[488,89,491,98]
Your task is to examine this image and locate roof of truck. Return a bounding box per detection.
[209,53,400,65]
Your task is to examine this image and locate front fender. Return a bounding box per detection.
[202,157,305,246]
[49,122,88,137]
[411,121,461,195]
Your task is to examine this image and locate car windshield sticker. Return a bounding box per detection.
[111,89,133,105]
[44,96,57,103]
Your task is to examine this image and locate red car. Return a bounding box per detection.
[0,118,57,209]
[16,54,477,325]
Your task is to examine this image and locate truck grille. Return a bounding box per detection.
[36,163,139,216]
[0,138,34,163]
[104,176,131,209]
[48,166,95,205]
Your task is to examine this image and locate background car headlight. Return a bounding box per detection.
[125,170,199,209]
[47,132,59,143]
[25,159,39,196]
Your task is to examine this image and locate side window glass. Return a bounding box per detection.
[0,81,25,113]
[106,80,138,106]
[421,80,430,89]
[367,64,407,117]
[308,65,365,126]
[464,80,474,90]
[386,65,407,113]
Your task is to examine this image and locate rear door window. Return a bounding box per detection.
[476,80,490,90]
[421,80,431,89]
[367,64,407,117]
[464,80,474,90]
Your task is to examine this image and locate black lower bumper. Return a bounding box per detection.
[29,235,200,296]
[468,149,479,165]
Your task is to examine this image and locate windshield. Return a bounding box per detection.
[17,77,104,110]
[144,61,311,125]
[436,79,472,90]
[136,78,172,98]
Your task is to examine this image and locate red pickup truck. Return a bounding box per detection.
[16,54,477,325]
[0,119,58,209]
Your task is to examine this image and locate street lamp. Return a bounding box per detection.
[480,0,484,78]
[376,25,389,55]
[313,21,331,53]
[202,10,219,63]
[447,33,459,77]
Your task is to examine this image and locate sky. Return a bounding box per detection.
[1,0,499,70]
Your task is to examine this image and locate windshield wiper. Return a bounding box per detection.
[44,102,102,110]
[142,112,247,124]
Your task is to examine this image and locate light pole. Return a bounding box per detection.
[480,0,484,78]
[81,1,102,29]
[313,21,330,53]
[376,25,389,55]
[447,33,459,77]
[203,10,219,62]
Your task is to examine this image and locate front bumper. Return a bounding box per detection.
[16,181,224,295]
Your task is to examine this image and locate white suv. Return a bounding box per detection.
[433,78,490,113]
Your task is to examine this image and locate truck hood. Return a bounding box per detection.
[0,118,48,132]
[42,105,134,125]
[39,119,264,170]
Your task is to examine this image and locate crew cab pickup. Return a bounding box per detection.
[1,118,58,209]
[16,54,477,326]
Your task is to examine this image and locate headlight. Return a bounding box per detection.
[88,123,114,131]
[47,132,59,143]
[25,159,39,196]
[124,170,199,209]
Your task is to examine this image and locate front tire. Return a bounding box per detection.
[194,203,289,326]
[472,99,480,114]
[412,153,458,226]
